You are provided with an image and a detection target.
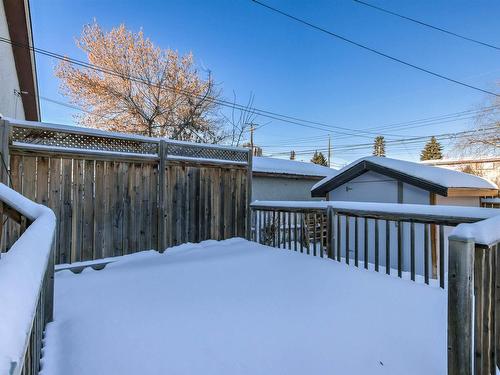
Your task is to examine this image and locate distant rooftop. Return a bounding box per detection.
[421,156,500,165]
[253,156,337,179]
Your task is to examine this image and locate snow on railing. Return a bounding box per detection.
[250,200,500,375]
[0,184,56,375]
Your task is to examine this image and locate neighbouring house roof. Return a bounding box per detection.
[252,156,337,180]
[311,156,498,198]
[3,0,40,121]
[421,156,500,165]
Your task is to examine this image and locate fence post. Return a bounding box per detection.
[474,244,496,375]
[157,140,166,252]
[246,150,253,240]
[0,119,10,186]
[448,236,474,375]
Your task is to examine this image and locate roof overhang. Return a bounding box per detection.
[311,159,451,198]
[4,0,40,121]
[253,171,325,180]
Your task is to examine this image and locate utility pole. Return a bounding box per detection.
[250,124,255,155]
[328,134,331,168]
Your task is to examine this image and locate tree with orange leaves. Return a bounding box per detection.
[56,22,223,142]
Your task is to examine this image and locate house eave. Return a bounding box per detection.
[4,0,40,121]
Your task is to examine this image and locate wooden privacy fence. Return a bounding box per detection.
[250,201,500,375]
[0,118,251,264]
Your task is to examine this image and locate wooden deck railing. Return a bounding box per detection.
[0,184,56,375]
[250,201,500,375]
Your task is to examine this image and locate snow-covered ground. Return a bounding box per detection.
[41,238,446,375]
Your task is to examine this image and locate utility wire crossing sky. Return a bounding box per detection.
[251,0,499,97]
[27,0,500,165]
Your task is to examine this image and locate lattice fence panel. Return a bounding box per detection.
[11,126,159,155]
[166,142,249,163]
[11,125,249,163]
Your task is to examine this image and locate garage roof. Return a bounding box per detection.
[311,156,498,198]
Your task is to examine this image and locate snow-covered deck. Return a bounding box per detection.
[41,238,446,375]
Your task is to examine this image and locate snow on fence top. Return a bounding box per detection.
[451,215,500,246]
[312,156,498,193]
[4,117,250,164]
[253,156,337,178]
[0,184,56,375]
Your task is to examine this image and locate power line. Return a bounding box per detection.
[260,107,499,146]
[353,0,500,51]
[251,0,500,97]
[3,36,497,141]
[0,36,386,138]
[285,129,499,154]
[39,95,94,114]
[3,35,497,143]
[267,125,499,156]
[336,105,499,136]
[41,88,496,154]
[3,36,497,146]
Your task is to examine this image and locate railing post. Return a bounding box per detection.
[448,236,474,375]
[46,246,55,323]
[251,208,256,242]
[474,243,496,375]
[157,140,166,252]
[327,206,334,259]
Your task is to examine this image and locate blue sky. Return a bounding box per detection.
[30,0,500,166]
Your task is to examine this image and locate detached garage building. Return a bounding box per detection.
[252,157,337,201]
[311,156,498,278]
[311,156,498,206]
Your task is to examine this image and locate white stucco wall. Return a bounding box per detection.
[327,171,430,204]
[252,176,324,201]
[0,2,25,119]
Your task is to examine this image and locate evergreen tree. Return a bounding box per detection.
[290,150,296,160]
[420,136,443,161]
[311,151,328,166]
[373,136,386,157]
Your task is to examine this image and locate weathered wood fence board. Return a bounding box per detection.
[1,119,251,263]
[161,161,248,247]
